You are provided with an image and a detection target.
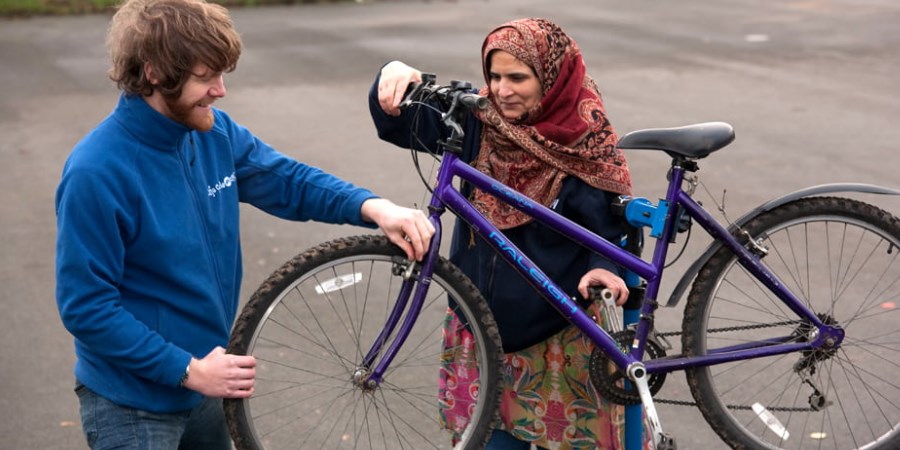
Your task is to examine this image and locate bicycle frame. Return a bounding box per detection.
[364,148,844,385]
[227,79,900,450]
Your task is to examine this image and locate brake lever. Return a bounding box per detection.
[398,73,437,110]
[398,83,423,110]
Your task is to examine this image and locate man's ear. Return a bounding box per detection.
[144,62,158,85]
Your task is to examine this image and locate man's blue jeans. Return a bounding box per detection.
[76,383,231,450]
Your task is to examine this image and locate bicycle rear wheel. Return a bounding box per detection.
[683,197,900,449]
[225,235,502,450]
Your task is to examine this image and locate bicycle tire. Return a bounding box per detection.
[225,235,502,450]
[683,197,900,449]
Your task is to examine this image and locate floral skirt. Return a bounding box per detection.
[438,301,651,450]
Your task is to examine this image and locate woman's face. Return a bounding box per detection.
[488,50,542,119]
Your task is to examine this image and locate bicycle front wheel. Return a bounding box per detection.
[683,197,900,449]
[225,235,502,450]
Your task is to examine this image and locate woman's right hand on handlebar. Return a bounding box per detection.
[378,61,422,116]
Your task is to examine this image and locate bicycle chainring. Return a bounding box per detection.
[589,330,667,405]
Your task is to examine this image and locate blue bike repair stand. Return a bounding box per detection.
[621,226,644,450]
[623,270,643,450]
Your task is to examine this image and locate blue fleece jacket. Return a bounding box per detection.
[56,93,376,413]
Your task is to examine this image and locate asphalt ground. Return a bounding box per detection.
[2,0,899,448]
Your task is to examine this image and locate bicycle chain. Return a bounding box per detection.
[648,319,816,412]
[655,319,801,339]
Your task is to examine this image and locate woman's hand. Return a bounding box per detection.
[378,61,423,116]
[361,198,435,261]
[577,268,629,306]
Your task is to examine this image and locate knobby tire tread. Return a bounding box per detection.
[683,197,900,450]
[224,235,503,450]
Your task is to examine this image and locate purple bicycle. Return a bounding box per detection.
[225,75,900,450]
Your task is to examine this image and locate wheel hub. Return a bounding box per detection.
[352,367,377,392]
[793,313,839,372]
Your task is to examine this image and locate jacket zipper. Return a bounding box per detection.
[178,135,228,321]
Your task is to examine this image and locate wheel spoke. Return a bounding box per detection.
[683,198,900,449]
[224,236,500,449]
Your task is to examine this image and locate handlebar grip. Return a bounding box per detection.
[458,93,489,110]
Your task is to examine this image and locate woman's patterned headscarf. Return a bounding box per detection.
[472,18,632,229]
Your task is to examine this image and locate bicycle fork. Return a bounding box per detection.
[358,214,446,387]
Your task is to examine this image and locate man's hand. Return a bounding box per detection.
[182,346,256,398]
[361,198,435,261]
[577,268,629,306]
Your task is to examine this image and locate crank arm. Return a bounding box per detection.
[628,363,677,449]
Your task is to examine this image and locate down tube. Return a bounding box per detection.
[446,159,656,281]
[436,189,639,371]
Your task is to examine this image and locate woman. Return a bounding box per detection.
[371,18,640,450]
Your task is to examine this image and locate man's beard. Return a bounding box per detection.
[164,96,215,132]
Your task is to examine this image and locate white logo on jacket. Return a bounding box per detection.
[207,172,237,198]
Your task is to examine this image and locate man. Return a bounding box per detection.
[54,0,434,448]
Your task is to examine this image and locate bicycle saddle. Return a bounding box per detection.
[616,122,735,158]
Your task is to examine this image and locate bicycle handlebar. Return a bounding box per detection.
[455,91,490,111]
[399,74,489,139]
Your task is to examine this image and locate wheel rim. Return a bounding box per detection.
[695,213,900,449]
